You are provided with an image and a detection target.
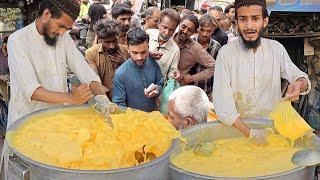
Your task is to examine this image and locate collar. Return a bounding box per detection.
[32,20,43,40]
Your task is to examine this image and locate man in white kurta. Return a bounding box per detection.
[213,0,311,145]
[7,21,101,126]
[214,37,310,124]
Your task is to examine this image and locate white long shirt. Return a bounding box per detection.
[213,38,311,126]
[7,21,101,126]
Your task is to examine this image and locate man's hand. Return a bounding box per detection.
[144,84,159,98]
[285,82,302,102]
[109,50,126,64]
[149,51,163,60]
[172,70,181,80]
[182,74,194,84]
[70,84,93,105]
[249,128,274,145]
[93,95,118,117]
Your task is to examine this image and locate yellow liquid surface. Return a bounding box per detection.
[11,108,180,170]
[171,135,301,177]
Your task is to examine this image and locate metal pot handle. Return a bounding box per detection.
[8,154,30,180]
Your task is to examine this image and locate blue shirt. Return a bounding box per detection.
[112,57,164,112]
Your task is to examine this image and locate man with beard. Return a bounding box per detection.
[111,3,133,45]
[112,27,163,112]
[3,0,117,176]
[213,0,311,145]
[208,6,228,46]
[173,14,215,86]
[190,14,221,101]
[85,19,129,99]
[146,8,180,82]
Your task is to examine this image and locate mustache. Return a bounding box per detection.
[244,29,257,33]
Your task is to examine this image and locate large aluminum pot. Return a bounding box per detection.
[170,119,316,180]
[6,105,176,180]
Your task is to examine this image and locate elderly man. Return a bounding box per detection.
[213,0,311,145]
[85,19,129,99]
[168,85,209,129]
[208,5,228,46]
[146,8,181,81]
[143,6,160,31]
[190,14,221,100]
[112,27,163,112]
[111,3,133,45]
[173,14,215,86]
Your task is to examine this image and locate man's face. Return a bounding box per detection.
[99,35,120,54]
[158,16,178,42]
[209,9,222,27]
[228,8,235,19]
[168,100,195,130]
[198,24,215,43]
[116,13,132,33]
[146,11,160,29]
[128,41,149,66]
[178,19,196,42]
[43,12,74,46]
[236,5,269,49]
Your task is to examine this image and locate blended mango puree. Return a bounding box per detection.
[172,135,302,177]
[11,108,180,170]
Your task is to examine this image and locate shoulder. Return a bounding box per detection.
[115,60,130,75]
[167,38,179,52]
[218,38,240,57]
[261,38,285,50]
[119,44,128,52]
[85,44,101,54]
[146,29,159,40]
[8,23,32,43]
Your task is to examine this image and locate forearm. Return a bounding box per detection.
[31,86,73,104]
[89,81,106,95]
[191,67,214,82]
[232,117,251,137]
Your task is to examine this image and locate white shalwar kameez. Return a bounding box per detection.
[213,38,311,126]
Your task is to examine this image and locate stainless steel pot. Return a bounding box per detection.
[170,119,316,180]
[6,105,176,180]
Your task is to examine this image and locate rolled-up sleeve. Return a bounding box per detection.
[213,51,240,126]
[7,36,41,102]
[65,34,101,84]
[279,43,311,95]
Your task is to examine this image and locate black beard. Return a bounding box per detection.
[43,23,57,47]
[120,26,130,33]
[240,28,264,49]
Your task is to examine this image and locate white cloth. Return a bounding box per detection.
[146,29,180,81]
[213,38,311,126]
[7,21,101,127]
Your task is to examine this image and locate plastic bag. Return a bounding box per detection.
[160,79,180,115]
[270,101,313,145]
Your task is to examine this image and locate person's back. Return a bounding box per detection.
[88,3,106,31]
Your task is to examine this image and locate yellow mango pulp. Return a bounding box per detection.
[11,108,180,170]
[172,136,301,177]
[270,101,313,145]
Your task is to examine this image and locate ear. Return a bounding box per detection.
[185,117,198,127]
[263,16,269,28]
[42,8,52,21]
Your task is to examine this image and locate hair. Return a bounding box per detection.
[127,27,149,46]
[160,8,181,25]
[199,13,217,27]
[181,14,199,31]
[94,19,119,39]
[37,0,63,19]
[209,5,223,13]
[122,0,132,7]
[169,86,209,123]
[37,0,80,20]
[111,3,133,19]
[145,6,160,17]
[224,4,235,14]
[3,36,9,44]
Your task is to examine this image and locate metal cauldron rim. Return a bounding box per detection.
[6,104,178,174]
[169,120,306,179]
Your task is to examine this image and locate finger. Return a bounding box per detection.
[285,84,294,96]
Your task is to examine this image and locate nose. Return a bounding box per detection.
[125,19,130,26]
[108,43,115,49]
[163,29,169,36]
[246,18,255,29]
